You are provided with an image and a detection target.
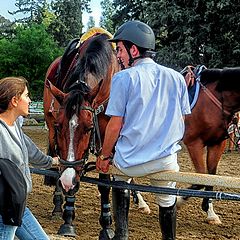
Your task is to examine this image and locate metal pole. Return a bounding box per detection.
[30,168,240,201]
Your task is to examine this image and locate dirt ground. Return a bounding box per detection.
[23,126,240,240]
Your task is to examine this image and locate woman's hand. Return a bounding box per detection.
[52,156,60,166]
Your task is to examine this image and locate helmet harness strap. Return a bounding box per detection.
[122,41,142,67]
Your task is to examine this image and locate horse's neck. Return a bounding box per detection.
[92,84,110,109]
[92,64,119,109]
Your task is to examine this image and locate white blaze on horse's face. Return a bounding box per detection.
[67,114,79,162]
[60,114,79,192]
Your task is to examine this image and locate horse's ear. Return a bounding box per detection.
[46,79,66,105]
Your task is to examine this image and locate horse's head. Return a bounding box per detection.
[47,80,94,192]
[47,33,119,192]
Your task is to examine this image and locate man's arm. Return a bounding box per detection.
[96,116,123,173]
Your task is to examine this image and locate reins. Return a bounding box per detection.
[197,80,231,116]
[89,98,109,156]
[192,66,231,116]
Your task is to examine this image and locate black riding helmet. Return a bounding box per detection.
[109,20,156,67]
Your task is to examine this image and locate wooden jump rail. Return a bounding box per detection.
[30,167,240,201]
[109,166,240,189]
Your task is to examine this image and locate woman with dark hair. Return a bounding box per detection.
[0,77,59,240]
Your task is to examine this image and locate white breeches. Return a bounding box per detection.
[113,153,179,207]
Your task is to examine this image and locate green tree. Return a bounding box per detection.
[145,0,240,69]
[0,23,63,99]
[112,0,146,28]
[113,0,240,69]
[99,0,115,33]
[86,16,95,30]
[48,0,91,47]
[0,16,15,39]
[9,0,48,23]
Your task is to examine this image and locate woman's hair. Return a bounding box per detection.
[0,77,28,113]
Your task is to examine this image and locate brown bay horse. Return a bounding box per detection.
[179,66,240,224]
[44,31,149,238]
[44,32,119,237]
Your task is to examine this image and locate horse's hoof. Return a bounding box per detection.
[139,205,151,215]
[176,196,185,209]
[51,211,62,219]
[51,213,62,220]
[206,216,222,225]
[99,228,115,240]
[58,224,77,237]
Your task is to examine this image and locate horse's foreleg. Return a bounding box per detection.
[130,179,150,214]
[177,142,205,208]
[202,143,225,225]
[58,184,79,237]
[98,173,115,240]
[201,185,220,224]
[52,179,63,217]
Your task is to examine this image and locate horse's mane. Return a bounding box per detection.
[65,81,90,119]
[200,67,240,91]
[217,67,240,91]
[200,69,222,85]
[65,33,114,91]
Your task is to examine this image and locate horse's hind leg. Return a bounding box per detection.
[98,173,115,240]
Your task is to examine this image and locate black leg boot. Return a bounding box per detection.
[112,186,130,240]
[159,201,177,240]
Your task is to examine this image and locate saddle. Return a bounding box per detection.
[180,65,207,109]
[55,28,114,92]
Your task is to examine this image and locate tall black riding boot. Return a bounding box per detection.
[159,201,177,240]
[112,186,130,240]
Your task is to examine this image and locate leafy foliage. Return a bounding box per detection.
[0,24,63,99]
[9,0,48,23]
[112,0,147,28]
[47,0,90,47]
[112,0,240,69]
[99,0,115,33]
[86,16,95,30]
[0,16,16,39]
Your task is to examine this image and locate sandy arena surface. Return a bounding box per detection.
[24,127,240,240]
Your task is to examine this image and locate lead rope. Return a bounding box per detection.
[89,104,106,155]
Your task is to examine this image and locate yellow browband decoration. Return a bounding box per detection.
[76,27,116,49]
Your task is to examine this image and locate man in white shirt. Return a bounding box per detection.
[96,20,191,240]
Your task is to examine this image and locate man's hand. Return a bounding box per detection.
[96,155,111,173]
